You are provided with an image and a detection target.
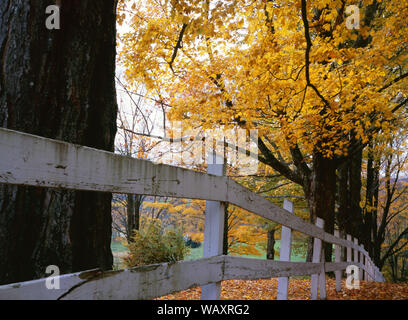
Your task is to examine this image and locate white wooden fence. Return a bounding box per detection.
[0,127,384,300]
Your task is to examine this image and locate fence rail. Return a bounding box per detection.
[0,255,378,300]
[0,127,385,300]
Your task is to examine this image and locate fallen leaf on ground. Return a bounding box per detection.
[157,278,408,300]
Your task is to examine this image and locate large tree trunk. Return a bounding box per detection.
[305,153,336,262]
[348,142,364,239]
[0,0,118,284]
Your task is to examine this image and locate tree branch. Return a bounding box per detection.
[168,23,188,73]
[288,142,311,181]
[300,0,331,109]
[378,72,408,93]
[258,137,303,185]
[381,226,408,266]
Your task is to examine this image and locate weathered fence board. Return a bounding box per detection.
[353,238,359,264]
[0,257,225,300]
[360,245,365,281]
[223,257,322,279]
[311,218,325,300]
[0,128,386,299]
[334,230,342,292]
[277,199,293,300]
[201,154,225,300]
[347,234,352,262]
[0,269,98,300]
[0,255,376,300]
[0,128,367,253]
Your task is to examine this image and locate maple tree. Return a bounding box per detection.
[118,0,408,263]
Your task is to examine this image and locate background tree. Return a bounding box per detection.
[365,132,408,270]
[113,77,161,241]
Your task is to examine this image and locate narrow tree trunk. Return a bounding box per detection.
[372,164,380,266]
[127,194,142,242]
[390,256,398,282]
[337,164,352,233]
[337,163,349,262]
[266,228,275,260]
[223,203,229,255]
[127,194,135,241]
[134,195,142,231]
[363,144,375,254]
[0,1,118,284]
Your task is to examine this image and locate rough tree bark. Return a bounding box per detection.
[349,142,364,238]
[363,142,376,256]
[0,0,118,284]
[126,194,135,241]
[266,228,275,260]
[126,194,142,242]
[223,203,229,256]
[258,138,337,263]
[305,153,336,262]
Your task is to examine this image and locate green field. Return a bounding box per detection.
[184,240,307,261]
[111,239,308,266]
[111,241,128,253]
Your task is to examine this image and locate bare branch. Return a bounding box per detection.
[169,23,188,73]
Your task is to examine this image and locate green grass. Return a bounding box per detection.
[111,239,313,279]
[111,239,308,265]
[184,240,307,261]
[111,240,128,253]
[186,246,203,260]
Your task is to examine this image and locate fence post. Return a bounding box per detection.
[311,217,325,300]
[277,199,293,300]
[353,238,359,265]
[334,230,342,292]
[376,266,384,282]
[319,246,327,300]
[373,265,378,282]
[201,152,225,300]
[377,266,383,282]
[359,245,365,282]
[368,258,374,282]
[346,234,352,264]
[353,238,360,283]
[364,254,368,281]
